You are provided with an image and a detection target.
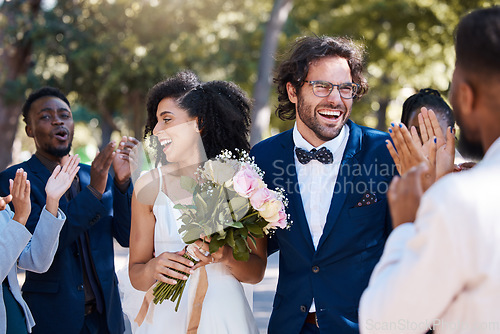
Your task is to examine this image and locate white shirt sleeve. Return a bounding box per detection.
[359,190,467,334]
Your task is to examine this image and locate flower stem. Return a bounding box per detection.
[152,252,198,311]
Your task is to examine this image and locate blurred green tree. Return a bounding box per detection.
[0,0,497,171]
[281,0,495,131]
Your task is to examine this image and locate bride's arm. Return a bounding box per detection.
[128,176,195,291]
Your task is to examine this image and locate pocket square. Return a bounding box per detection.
[356,192,378,207]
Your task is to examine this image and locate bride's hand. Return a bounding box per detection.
[191,240,214,270]
[151,251,195,285]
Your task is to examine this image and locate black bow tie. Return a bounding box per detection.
[295,147,333,164]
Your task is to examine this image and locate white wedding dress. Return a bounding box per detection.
[118,170,258,334]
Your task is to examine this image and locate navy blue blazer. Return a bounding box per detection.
[0,156,132,334]
[251,120,396,334]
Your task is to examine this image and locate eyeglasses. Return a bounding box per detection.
[303,80,360,99]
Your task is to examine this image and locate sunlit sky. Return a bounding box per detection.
[0,0,56,10]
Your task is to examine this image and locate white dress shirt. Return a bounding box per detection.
[359,137,500,334]
[293,123,349,312]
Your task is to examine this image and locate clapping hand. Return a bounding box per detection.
[90,142,116,195]
[416,108,456,180]
[9,169,31,226]
[386,107,455,192]
[0,195,12,211]
[388,163,428,229]
[113,136,140,187]
[45,155,80,217]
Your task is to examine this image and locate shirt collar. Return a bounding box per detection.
[482,136,500,162]
[293,122,348,154]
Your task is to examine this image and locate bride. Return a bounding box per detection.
[127,71,266,333]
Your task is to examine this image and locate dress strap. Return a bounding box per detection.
[157,166,163,193]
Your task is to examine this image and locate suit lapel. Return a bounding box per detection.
[26,156,52,184]
[279,131,315,254]
[78,167,90,188]
[317,121,362,251]
[26,156,86,206]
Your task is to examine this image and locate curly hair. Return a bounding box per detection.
[179,80,252,159]
[145,70,201,166]
[274,35,368,120]
[401,88,454,128]
[22,86,70,124]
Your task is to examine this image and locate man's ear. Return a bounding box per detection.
[25,124,34,138]
[458,81,475,117]
[286,82,298,104]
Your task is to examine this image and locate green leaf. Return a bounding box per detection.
[228,221,244,229]
[233,237,250,262]
[180,176,198,193]
[209,237,225,254]
[248,234,257,249]
[228,196,250,221]
[246,222,264,235]
[226,228,235,248]
[182,228,202,244]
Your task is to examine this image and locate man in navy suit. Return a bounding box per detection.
[0,87,139,333]
[251,36,396,333]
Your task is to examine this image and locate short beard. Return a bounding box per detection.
[457,131,483,161]
[46,144,72,158]
[296,94,347,142]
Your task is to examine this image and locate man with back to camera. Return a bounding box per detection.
[360,6,500,334]
[0,87,139,333]
[251,36,396,333]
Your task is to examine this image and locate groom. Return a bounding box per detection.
[251,36,396,333]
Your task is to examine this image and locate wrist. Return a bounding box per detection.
[88,184,104,199]
[45,198,59,217]
[114,178,131,193]
[13,213,28,226]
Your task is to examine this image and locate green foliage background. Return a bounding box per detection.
[0,0,496,167]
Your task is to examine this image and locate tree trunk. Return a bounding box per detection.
[249,0,293,146]
[98,100,119,149]
[376,98,389,131]
[0,0,41,170]
[0,103,22,169]
[129,90,145,140]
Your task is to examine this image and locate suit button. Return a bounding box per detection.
[312,266,320,273]
[78,284,84,291]
[300,305,307,313]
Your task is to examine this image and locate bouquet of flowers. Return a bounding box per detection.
[152,149,289,311]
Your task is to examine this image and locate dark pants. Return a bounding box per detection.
[80,310,108,334]
[3,282,28,334]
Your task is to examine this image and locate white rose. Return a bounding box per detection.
[259,199,282,223]
[202,160,238,184]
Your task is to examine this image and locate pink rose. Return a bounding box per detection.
[275,209,287,229]
[233,167,263,198]
[264,207,287,233]
[250,187,275,210]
